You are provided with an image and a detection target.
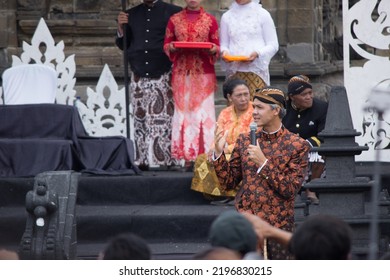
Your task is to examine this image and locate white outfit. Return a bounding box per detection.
[220,1,279,85]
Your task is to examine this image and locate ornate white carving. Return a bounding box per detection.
[76,64,132,138]
[11,18,77,105]
[3,18,133,138]
[344,0,390,161]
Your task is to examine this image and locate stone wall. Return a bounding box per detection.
[0,0,344,106]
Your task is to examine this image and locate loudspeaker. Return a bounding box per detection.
[19,171,80,260]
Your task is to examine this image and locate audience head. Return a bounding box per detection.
[193,247,242,260]
[380,251,390,260]
[287,75,313,110]
[288,214,352,260]
[100,233,151,260]
[208,210,258,257]
[0,248,19,260]
[223,78,251,112]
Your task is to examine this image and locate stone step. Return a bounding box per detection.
[76,204,233,243]
[77,241,209,260]
[0,203,232,259]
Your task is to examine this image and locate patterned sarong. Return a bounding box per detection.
[130,72,176,166]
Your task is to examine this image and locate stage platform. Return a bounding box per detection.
[0,171,233,260]
[1,163,389,260]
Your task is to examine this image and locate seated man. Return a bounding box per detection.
[283,75,328,204]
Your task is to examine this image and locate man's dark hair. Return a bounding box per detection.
[288,214,352,260]
[102,233,151,260]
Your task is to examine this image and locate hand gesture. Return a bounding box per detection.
[208,43,217,55]
[247,140,267,166]
[221,51,232,63]
[214,124,228,156]
[117,12,128,36]
[168,43,177,53]
[246,51,259,62]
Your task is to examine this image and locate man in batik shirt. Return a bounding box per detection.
[213,87,310,259]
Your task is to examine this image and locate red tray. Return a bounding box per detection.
[172,41,213,49]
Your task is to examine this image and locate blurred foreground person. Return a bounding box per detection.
[243,212,353,260]
[99,233,151,260]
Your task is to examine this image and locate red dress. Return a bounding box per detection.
[164,8,220,161]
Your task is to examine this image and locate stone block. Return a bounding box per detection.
[286,27,314,43]
[286,43,315,63]
[262,0,285,10]
[0,16,8,48]
[17,0,48,12]
[319,192,367,217]
[0,0,17,9]
[49,0,74,13]
[74,0,103,12]
[287,9,314,27]
[171,0,185,8]
[286,0,314,9]
[220,0,232,10]
[201,1,220,11]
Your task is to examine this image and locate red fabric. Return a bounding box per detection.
[164,8,220,111]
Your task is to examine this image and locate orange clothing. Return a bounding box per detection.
[191,103,253,197]
[217,102,254,156]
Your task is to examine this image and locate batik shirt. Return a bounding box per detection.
[213,126,310,230]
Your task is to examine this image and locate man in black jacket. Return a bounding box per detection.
[116,0,181,170]
[283,75,328,204]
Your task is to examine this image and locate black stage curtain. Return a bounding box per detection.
[0,104,139,177]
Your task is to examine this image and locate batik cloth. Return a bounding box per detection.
[130,72,176,166]
[191,103,254,197]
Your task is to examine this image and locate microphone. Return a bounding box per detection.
[249,122,257,145]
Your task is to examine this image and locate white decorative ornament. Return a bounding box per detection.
[11,18,77,105]
[76,64,132,138]
[343,0,390,161]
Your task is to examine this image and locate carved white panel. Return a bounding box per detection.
[343,0,390,161]
[11,18,77,105]
[76,64,133,138]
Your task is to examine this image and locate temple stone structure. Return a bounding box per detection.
[0,0,343,105]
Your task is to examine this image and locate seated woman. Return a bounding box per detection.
[191,79,254,203]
